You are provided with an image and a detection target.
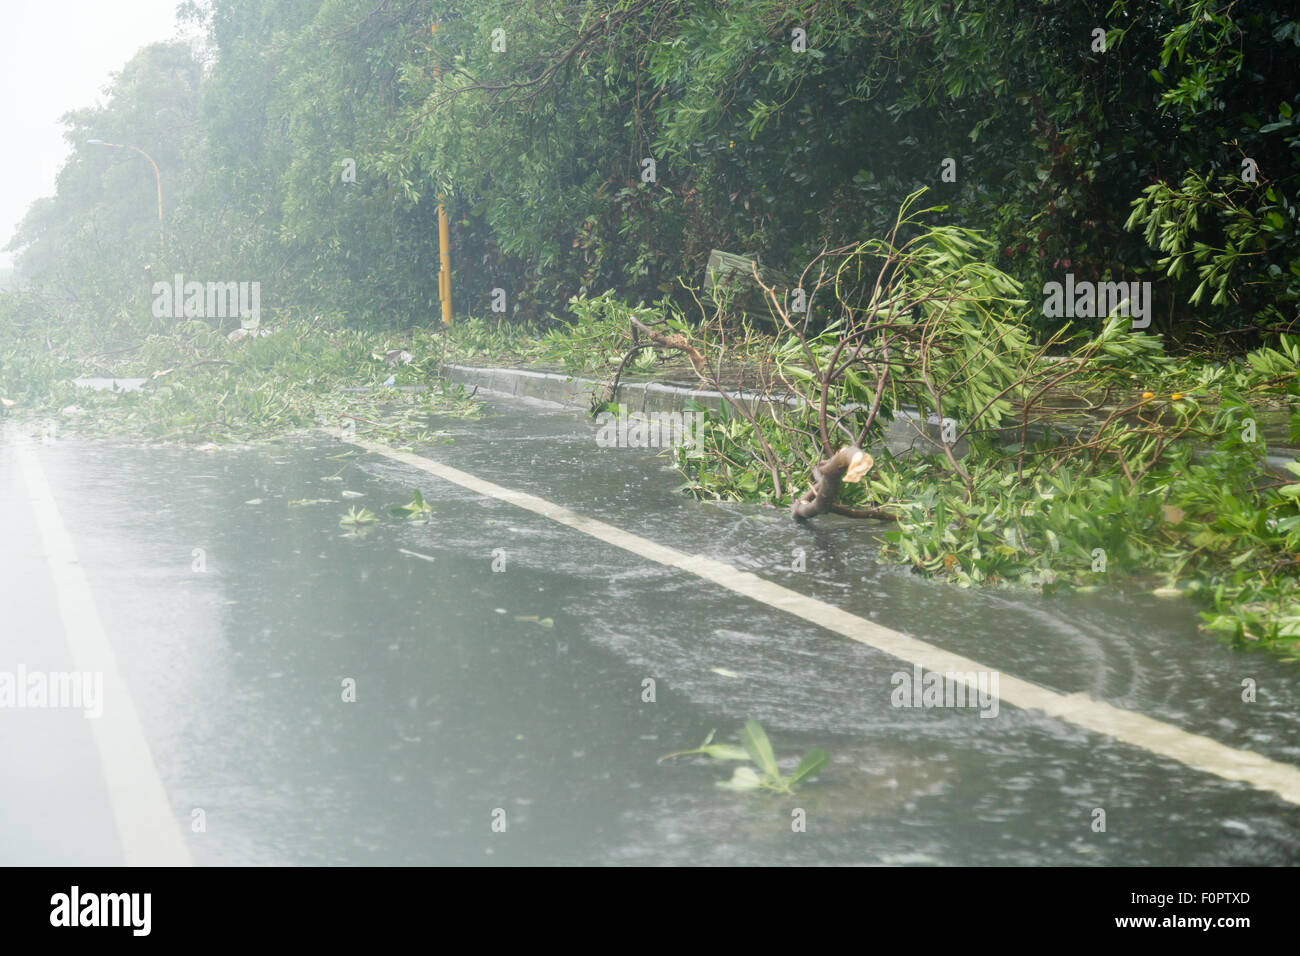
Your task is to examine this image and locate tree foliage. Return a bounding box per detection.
[4,0,1298,344]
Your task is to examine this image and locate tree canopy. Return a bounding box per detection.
[6,0,1299,345]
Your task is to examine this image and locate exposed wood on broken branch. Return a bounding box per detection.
[791,445,894,521]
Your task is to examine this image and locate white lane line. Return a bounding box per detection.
[13,438,192,866]
[337,431,1300,807]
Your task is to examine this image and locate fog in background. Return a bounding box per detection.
[0,0,187,269]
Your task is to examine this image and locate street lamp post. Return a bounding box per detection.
[87,139,164,256]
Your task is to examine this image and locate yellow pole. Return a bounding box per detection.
[438,197,451,326]
[433,20,451,326]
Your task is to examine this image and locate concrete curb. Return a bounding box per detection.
[439,363,1300,468]
[442,362,777,415]
[440,363,966,458]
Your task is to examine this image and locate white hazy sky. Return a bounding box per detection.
[0,0,191,266]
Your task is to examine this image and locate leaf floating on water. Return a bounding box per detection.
[703,743,751,761]
[788,749,829,787]
[389,489,433,518]
[661,721,829,794]
[715,765,763,791]
[339,506,378,527]
[740,719,781,780]
[512,615,555,629]
[657,730,752,764]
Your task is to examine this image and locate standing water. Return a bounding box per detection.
[2,401,1298,865]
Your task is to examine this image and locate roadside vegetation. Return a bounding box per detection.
[458,196,1300,658]
[0,313,477,447]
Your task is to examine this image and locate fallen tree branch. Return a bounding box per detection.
[602,341,657,411]
[628,315,709,378]
[791,445,876,519]
[829,502,900,521]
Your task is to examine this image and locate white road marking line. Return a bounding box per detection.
[337,430,1300,807]
[13,438,192,866]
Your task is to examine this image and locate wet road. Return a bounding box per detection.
[2,399,1298,865]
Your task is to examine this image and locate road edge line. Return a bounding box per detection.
[335,430,1300,808]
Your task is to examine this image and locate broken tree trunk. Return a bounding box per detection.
[791,446,893,520]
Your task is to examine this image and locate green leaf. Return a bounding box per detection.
[716,765,763,791]
[699,744,752,761]
[740,719,781,779]
[788,749,829,786]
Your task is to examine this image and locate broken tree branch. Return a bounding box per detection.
[791,445,881,519]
